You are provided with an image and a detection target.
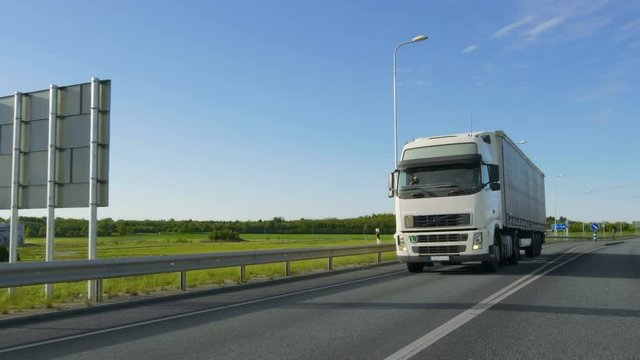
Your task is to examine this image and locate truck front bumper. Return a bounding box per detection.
[397,252,495,264]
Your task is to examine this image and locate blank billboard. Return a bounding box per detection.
[0,95,14,209]
[0,80,110,209]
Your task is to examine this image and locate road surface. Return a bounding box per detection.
[1,239,639,359]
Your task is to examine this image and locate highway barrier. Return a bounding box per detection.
[0,244,395,302]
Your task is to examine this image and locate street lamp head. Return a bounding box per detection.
[412,35,429,42]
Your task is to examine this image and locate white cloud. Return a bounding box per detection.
[578,80,631,103]
[461,45,478,54]
[588,109,614,125]
[565,17,611,39]
[414,80,432,87]
[617,18,640,42]
[493,0,622,49]
[526,17,565,40]
[493,16,535,38]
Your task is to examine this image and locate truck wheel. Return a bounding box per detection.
[508,232,520,265]
[525,234,535,258]
[498,233,508,266]
[535,233,543,256]
[407,263,424,273]
[482,244,500,272]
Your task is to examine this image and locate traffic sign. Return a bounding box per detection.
[555,223,567,231]
[591,223,600,231]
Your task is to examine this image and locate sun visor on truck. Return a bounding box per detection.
[398,154,482,170]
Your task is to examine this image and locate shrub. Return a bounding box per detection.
[208,230,242,242]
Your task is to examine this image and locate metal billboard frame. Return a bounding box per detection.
[0,78,110,301]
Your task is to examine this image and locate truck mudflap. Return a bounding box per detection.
[398,253,494,264]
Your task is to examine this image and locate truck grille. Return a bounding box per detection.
[412,214,471,228]
[412,245,466,254]
[416,234,468,243]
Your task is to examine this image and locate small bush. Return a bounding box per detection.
[208,230,243,242]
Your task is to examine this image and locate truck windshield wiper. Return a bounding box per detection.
[400,187,437,197]
[427,184,458,189]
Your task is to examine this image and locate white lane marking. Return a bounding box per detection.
[386,246,600,360]
[0,270,405,354]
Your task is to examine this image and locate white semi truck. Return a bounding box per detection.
[388,130,546,272]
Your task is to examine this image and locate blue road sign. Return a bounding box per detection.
[555,223,567,231]
[591,223,600,232]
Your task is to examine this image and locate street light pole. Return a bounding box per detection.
[554,173,565,236]
[393,34,428,168]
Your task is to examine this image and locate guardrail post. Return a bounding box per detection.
[328,257,334,270]
[180,271,187,291]
[95,279,103,303]
[240,265,246,283]
[376,252,382,264]
[285,261,291,277]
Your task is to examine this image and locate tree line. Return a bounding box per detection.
[0,214,396,238]
[1,214,634,238]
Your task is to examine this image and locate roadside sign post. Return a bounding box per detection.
[591,223,600,242]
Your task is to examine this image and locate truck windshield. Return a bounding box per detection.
[398,163,481,199]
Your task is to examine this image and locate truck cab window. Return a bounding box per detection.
[482,164,490,187]
[398,163,482,198]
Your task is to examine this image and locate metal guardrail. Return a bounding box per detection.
[0,244,396,301]
[546,235,637,241]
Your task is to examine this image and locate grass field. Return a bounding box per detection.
[1,233,396,314]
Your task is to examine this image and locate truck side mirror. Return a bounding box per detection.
[486,164,500,191]
[388,171,397,198]
[488,164,500,183]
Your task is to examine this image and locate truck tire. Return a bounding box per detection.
[525,246,534,258]
[535,233,543,256]
[508,232,520,265]
[525,234,535,258]
[482,244,500,273]
[498,233,508,266]
[407,263,424,273]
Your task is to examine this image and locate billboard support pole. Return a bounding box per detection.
[88,78,100,302]
[8,92,23,297]
[45,85,58,299]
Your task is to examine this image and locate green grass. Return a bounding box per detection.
[1,233,395,314]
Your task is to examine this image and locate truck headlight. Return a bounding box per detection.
[405,216,414,228]
[472,232,483,250]
[397,235,406,251]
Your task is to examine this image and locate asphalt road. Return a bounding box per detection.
[1,239,639,360]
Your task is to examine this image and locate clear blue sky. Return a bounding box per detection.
[1,0,639,222]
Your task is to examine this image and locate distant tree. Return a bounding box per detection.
[97,218,116,236]
[116,221,128,236]
[0,245,8,262]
